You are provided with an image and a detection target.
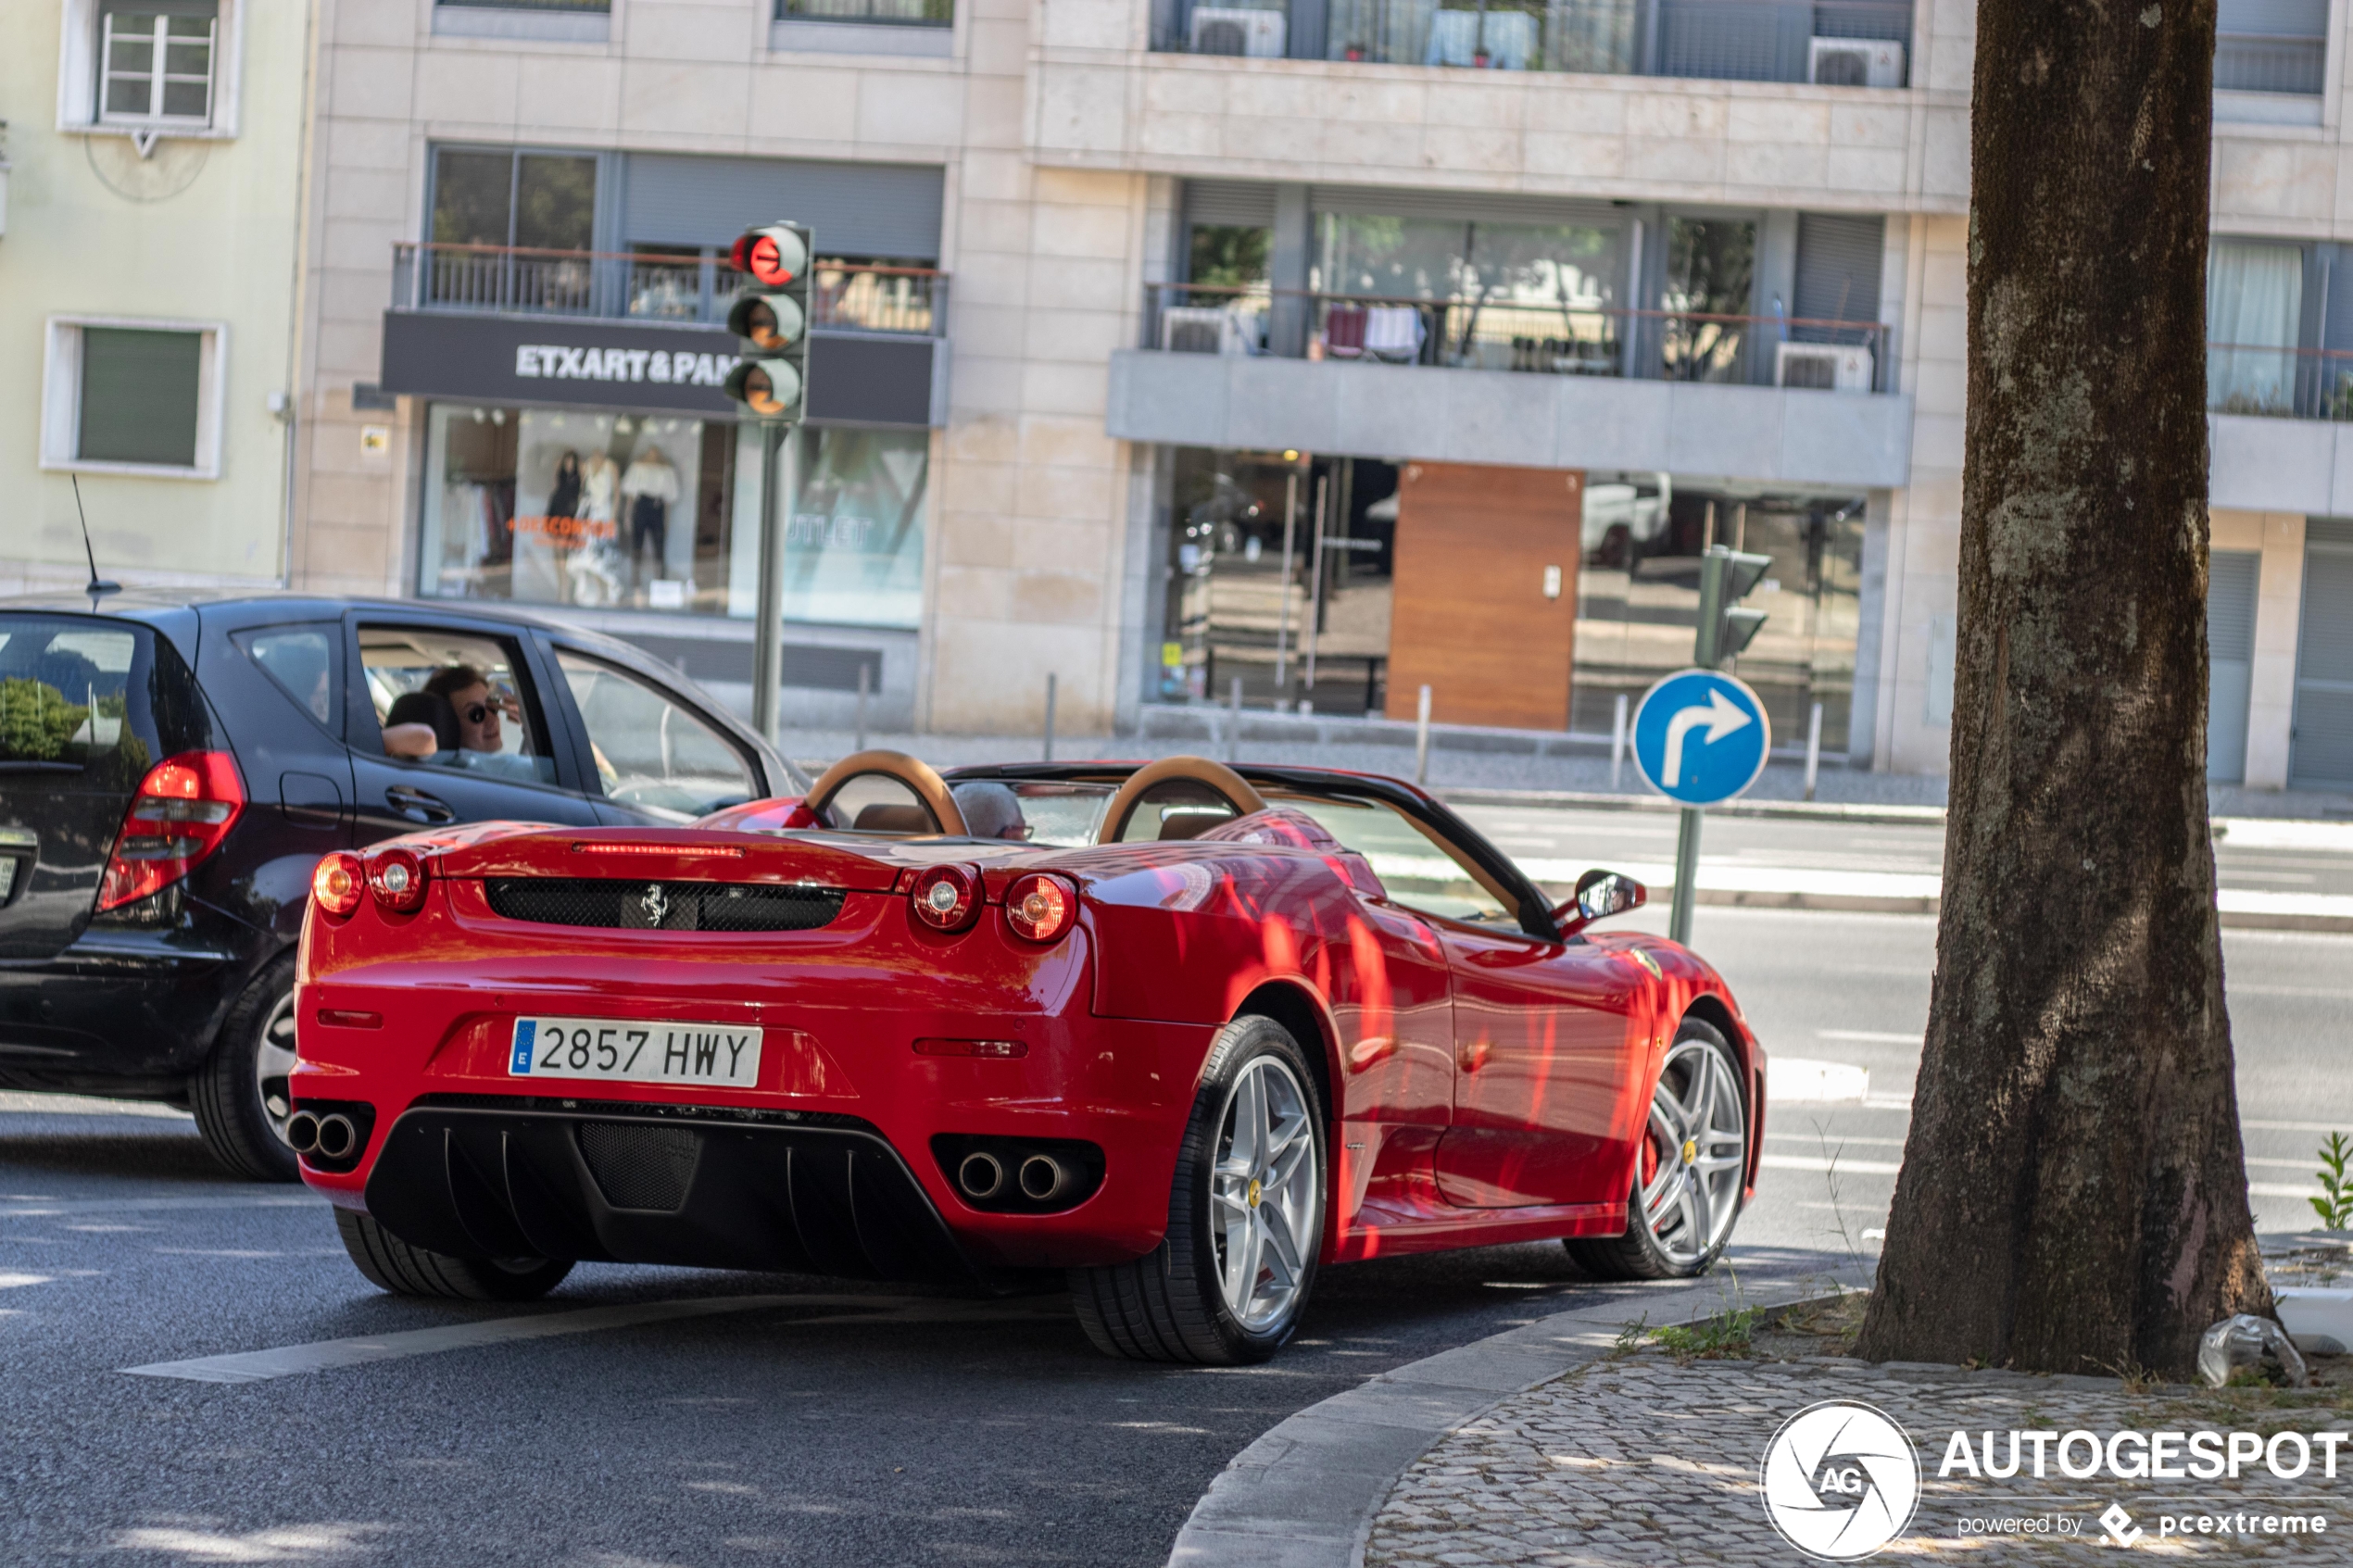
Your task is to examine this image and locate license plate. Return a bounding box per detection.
[509,1017,761,1088]
[0,858,14,900]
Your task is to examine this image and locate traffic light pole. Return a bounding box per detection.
[750,420,789,746]
[1668,549,1730,946]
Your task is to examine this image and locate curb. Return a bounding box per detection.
[1438,787,1948,826]
[1164,1276,1843,1568]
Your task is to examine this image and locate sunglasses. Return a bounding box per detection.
[461,702,495,725]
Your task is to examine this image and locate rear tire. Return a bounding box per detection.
[1070,1015,1326,1365]
[334,1208,573,1302]
[191,955,300,1183]
[1568,1018,1749,1281]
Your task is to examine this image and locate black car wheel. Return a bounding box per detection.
[335,1209,574,1302]
[1070,1014,1327,1365]
[1568,1018,1750,1281]
[191,954,301,1183]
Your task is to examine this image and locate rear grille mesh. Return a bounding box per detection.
[484,878,846,933]
[577,1123,701,1210]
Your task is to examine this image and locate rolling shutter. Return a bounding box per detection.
[623,156,944,261]
[1185,181,1279,228]
[1794,214,1883,330]
[2291,519,2353,788]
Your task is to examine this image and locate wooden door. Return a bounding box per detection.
[1384,462,1583,729]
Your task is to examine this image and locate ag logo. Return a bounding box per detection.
[1757,1400,1919,1561]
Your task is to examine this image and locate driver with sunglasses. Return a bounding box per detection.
[381,663,537,778]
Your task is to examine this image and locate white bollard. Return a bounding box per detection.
[1043,672,1058,763]
[1228,676,1243,765]
[1804,700,1824,802]
[1610,692,1629,791]
[854,662,870,753]
[1415,684,1433,787]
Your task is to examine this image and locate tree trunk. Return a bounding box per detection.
[1855,0,2268,1377]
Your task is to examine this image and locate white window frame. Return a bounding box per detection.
[40,315,228,481]
[56,0,245,145]
[98,8,217,129]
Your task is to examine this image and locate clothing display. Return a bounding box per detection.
[547,452,584,520]
[621,449,682,580]
[581,454,619,525]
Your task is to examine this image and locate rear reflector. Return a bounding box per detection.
[571,842,745,858]
[315,1009,383,1029]
[913,1038,1029,1059]
[97,751,245,911]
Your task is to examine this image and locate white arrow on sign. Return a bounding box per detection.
[1661,688,1754,787]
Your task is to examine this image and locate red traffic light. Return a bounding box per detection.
[730,225,809,288]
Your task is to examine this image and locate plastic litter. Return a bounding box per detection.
[2197,1313,2311,1388]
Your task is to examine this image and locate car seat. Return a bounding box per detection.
[384,691,459,753]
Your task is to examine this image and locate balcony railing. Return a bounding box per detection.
[391,243,949,336]
[1142,282,1892,391]
[777,0,952,22]
[2214,31,2325,94]
[1150,0,1912,87]
[2209,343,2353,420]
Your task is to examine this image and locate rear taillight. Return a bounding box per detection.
[97,751,245,911]
[911,864,980,932]
[366,847,429,913]
[1004,872,1078,944]
[311,852,365,918]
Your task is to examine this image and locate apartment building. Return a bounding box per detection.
[3,2,310,595]
[283,0,2351,788]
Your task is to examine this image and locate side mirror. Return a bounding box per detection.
[1553,869,1647,936]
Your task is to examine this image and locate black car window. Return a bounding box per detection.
[235,626,339,728]
[0,620,141,768]
[556,650,755,822]
[359,626,559,787]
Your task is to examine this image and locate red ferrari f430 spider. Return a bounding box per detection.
[292,753,1765,1363]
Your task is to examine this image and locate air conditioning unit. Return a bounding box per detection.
[1190,6,1288,56]
[1777,342,1875,392]
[1808,36,1905,87]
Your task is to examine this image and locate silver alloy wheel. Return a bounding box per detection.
[1638,1037,1747,1266]
[255,990,298,1145]
[1209,1055,1322,1333]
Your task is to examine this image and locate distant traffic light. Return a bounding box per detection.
[1694,546,1772,667]
[723,222,813,422]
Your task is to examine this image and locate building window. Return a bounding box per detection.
[98,2,217,126]
[40,317,224,478]
[776,0,952,25]
[782,428,930,629]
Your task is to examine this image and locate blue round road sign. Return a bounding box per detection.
[1631,670,1771,806]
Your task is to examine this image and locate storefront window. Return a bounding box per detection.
[419,404,753,616]
[780,426,929,629]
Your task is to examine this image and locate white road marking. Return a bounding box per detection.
[1764,1133,1907,1147]
[0,1195,321,1219]
[1816,1030,1920,1044]
[1760,1154,1903,1175]
[120,1293,1067,1384]
[0,1092,193,1119]
[0,1273,53,1289]
[1767,1059,1869,1102]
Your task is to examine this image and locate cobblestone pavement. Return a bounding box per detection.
[1365,1349,2353,1563]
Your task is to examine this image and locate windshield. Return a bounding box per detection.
[950,780,1115,847]
[1274,792,1517,925]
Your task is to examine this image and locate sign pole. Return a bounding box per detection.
[1669,804,1703,945]
[750,420,788,745]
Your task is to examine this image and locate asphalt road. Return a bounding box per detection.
[3,802,2344,1567]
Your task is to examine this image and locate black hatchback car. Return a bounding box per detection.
[0,593,805,1180]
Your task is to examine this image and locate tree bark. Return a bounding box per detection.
[1855,0,2268,1377]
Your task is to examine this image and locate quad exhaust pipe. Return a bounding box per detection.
[957,1151,1006,1200]
[315,1113,359,1161]
[1018,1154,1069,1204]
[285,1110,359,1160]
[284,1110,321,1154]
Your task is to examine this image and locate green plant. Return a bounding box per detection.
[1649,1304,1759,1362]
[2313,1133,2353,1231]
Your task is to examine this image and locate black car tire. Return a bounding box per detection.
[191,953,301,1183]
[334,1208,574,1302]
[1568,1018,1748,1282]
[1069,1014,1327,1366]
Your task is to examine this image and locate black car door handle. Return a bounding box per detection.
[384,785,458,825]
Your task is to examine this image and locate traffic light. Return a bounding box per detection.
[1693,545,1771,667]
[723,222,813,422]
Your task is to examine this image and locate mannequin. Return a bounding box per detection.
[547,450,583,520]
[620,445,681,584]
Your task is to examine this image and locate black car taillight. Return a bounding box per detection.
[97,751,245,911]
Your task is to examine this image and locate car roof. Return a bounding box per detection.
[5,588,601,631]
